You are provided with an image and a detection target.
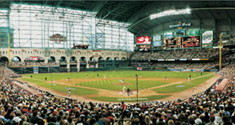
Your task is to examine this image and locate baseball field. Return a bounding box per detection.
[20,70,216,102]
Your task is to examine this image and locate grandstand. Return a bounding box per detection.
[0,0,235,124]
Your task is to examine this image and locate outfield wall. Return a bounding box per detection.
[10,66,217,74]
[10,66,136,74]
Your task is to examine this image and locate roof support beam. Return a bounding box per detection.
[93,1,108,18]
[43,0,48,6]
[224,10,231,21]
[93,1,108,12]
[208,10,216,20]
[193,11,201,20]
[101,2,127,20]
[55,0,63,7]
[224,10,231,36]
[110,2,143,21]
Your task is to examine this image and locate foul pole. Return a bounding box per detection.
[8,34,10,66]
[219,33,222,70]
[7,9,11,66]
[136,74,138,103]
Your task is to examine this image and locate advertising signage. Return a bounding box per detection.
[31,56,38,61]
[183,36,200,48]
[174,30,185,37]
[50,34,67,44]
[153,41,162,47]
[136,36,151,44]
[163,32,173,38]
[187,29,200,36]
[202,31,213,44]
[153,35,162,47]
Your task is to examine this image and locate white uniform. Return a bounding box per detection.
[122,86,126,94]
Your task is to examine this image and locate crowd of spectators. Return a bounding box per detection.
[186,62,218,70]
[130,48,235,70]
[219,63,235,79]
[0,63,235,124]
[10,62,58,67]
[131,61,219,70]
[131,48,227,61]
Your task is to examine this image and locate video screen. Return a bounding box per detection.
[183,36,200,48]
[136,45,151,52]
[163,36,200,48]
[136,36,151,44]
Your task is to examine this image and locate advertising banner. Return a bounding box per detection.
[169,22,191,28]
[183,36,200,48]
[202,31,213,44]
[89,65,95,68]
[169,69,181,72]
[182,69,191,72]
[192,58,200,61]
[157,59,165,61]
[200,58,209,61]
[153,41,162,47]
[187,29,200,36]
[50,34,67,44]
[179,59,187,61]
[33,66,38,74]
[192,69,203,72]
[136,36,151,44]
[174,30,185,37]
[137,67,143,71]
[163,32,173,38]
[167,59,175,61]
[153,35,161,41]
[31,56,38,61]
[153,35,162,47]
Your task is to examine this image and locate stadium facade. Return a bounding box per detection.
[1,1,235,73]
[0,3,134,72]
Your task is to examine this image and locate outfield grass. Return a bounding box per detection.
[22,71,214,102]
[153,74,214,93]
[24,70,210,80]
[90,95,170,102]
[22,78,98,95]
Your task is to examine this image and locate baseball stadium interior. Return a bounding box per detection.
[0,0,235,125]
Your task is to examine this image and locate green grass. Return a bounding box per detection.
[22,78,98,95]
[77,79,169,91]
[153,74,214,93]
[90,95,170,102]
[22,71,214,102]
[23,71,210,80]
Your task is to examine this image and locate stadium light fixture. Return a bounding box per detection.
[150,8,191,20]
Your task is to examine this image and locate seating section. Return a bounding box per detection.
[0,64,235,124]
[130,48,235,70]
[131,48,227,61]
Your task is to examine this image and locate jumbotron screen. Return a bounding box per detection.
[136,36,151,44]
[163,36,200,48]
[183,36,200,48]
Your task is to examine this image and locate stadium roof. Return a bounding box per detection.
[1,0,235,33]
